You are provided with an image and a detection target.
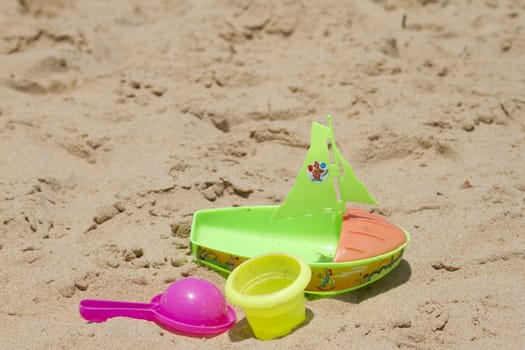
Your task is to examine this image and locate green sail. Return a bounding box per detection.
[272,116,377,221]
[272,121,337,220]
[334,146,378,205]
[328,117,378,206]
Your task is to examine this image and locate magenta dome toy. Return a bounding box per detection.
[79,277,236,337]
[160,277,231,327]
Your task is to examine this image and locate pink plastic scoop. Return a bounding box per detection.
[79,277,236,337]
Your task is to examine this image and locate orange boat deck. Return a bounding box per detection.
[334,207,407,262]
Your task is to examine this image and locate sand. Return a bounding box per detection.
[1,0,524,349]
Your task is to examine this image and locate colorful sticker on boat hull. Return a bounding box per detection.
[192,244,405,295]
[307,250,404,293]
[194,245,248,271]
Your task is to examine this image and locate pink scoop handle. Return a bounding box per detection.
[79,299,158,323]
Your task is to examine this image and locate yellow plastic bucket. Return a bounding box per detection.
[224,253,312,340]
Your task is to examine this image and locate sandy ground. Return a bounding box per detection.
[1,0,524,349]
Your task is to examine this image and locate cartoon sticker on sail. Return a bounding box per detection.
[307,161,329,183]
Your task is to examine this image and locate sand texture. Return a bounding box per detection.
[1,0,524,349]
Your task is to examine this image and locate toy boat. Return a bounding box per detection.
[190,116,410,296]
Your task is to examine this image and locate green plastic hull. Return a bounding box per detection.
[190,205,410,296]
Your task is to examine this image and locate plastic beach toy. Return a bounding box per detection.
[191,116,410,296]
[225,253,311,340]
[79,277,236,337]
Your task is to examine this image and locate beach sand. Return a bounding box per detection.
[1,0,524,349]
